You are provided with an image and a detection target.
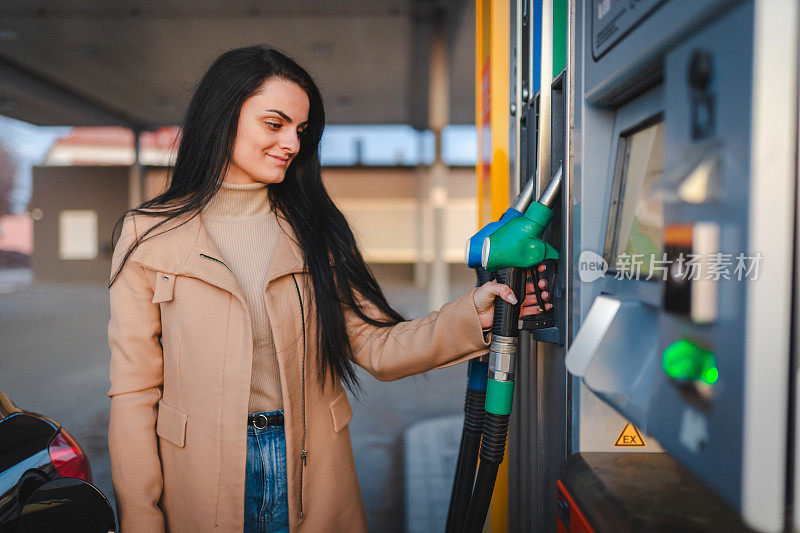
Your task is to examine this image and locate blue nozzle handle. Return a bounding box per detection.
[466,208,522,268]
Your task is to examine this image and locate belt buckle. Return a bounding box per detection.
[252,414,269,429]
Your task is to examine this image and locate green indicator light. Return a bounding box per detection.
[702,366,719,385]
[662,339,718,385]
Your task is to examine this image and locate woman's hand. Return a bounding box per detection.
[473,264,552,330]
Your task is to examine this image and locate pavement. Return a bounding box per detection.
[403,415,463,533]
[0,266,474,532]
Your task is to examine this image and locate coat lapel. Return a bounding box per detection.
[131,209,308,302]
[263,214,307,287]
[176,213,248,303]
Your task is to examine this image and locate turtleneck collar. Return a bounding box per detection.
[202,180,271,221]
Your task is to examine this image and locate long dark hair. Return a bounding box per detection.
[110,46,403,393]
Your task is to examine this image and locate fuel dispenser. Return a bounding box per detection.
[463,0,799,531]
[506,3,573,532]
[559,0,798,531]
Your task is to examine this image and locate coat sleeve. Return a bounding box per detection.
[107,214,166,532]
[345,289,490,382]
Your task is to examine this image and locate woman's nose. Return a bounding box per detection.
[279,128,301,154]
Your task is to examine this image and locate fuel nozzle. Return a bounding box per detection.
[464,177,537,268]
[462,165,564,532]
[462,170,556,532]
[481,163,563,271]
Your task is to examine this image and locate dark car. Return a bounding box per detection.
[0,387,114,532]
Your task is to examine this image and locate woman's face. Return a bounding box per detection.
[224,77,311,185]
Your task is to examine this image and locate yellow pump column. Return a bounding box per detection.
[476,0,511,226]
[475,1,511,531]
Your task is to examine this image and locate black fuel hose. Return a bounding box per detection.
[445,268,492,533]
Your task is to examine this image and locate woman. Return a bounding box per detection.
[107,46,549,533]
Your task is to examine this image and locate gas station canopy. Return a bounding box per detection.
[0,0,474,129]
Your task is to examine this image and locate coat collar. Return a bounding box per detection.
[132,209,307,300]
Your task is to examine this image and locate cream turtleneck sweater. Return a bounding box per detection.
[200,180,283,413]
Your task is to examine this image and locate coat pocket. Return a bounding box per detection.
[156,399,187,447]
[152,272,176,303]
[329,390,353,433]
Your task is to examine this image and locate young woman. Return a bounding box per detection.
[107,46,549,533]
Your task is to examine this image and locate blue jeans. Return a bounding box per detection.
[244,410,289,533]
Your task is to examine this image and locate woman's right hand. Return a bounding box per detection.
[473,265,551,329]
[473,280,519,329]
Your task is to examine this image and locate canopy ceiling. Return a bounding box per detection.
[0,0,475,130]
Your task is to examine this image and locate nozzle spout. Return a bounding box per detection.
[537,162,563,208]
[510,174,537,212]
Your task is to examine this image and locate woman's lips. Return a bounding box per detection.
[269,154,288,165]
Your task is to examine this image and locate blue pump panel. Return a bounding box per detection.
[568,1,790,530]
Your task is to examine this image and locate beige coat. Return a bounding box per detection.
[107,210,490,532]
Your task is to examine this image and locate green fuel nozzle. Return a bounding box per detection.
[481,163,563,272]
[465,177,537,268]
[464,165,565,532]
[464,165,563,532]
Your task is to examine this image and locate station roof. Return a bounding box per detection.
[0,0,475,130]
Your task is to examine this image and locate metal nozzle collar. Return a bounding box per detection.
[490,335,519,355]
[489,335,518,382]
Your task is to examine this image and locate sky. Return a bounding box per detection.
[0,116,70,214]
[0,116,478,215]
[320,124,477,166]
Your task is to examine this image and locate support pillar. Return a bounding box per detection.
[428,12,450,311]
[128,129,143,209]
[414,158,430,289]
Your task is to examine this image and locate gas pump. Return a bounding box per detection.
[557,0,798,531]
[444,163,563,533]
[465,178,538,270]
[481,164,561,272]
[464,0,800,531]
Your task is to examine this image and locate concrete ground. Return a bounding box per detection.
[0,265,476,532]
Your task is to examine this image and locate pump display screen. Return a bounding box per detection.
[604,119,664,278]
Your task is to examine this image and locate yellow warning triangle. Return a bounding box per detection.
[614,423,646,447]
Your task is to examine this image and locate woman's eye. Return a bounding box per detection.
[265,122,281,130]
